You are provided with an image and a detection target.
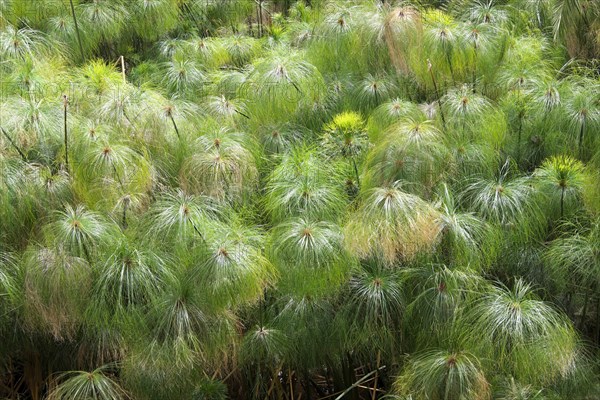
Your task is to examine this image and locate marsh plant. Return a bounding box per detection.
[0,1,600,399]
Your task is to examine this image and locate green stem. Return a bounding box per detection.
[343,352,359,400]
[63,95,69,173]
[371,350,381,400]
[560,186,565,218]
[472,43,477,92]
[68,0,85,61]
[82,242,92,264]
[303,371,312,399]
[428,60,446,130]
[256,0,263,37]
[120,55,126,83]
[1,126,27,161]
[579,288,590,331]
[517,110,523,163]
[352,158,361,188]
[189,219,206,242]
[288,368,294,400]
[121,196,130,230]
[565,290,573,318]
[595,296,600,345]
[441,226,452,265]
[578,120,585,159]
[169,114,181,139]
[112,164,124,189]
[334,367,384,400]
[235,109,250,119]
[445,50,455,85]
[182,2,202,35]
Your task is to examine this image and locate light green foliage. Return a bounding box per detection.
[0,1,599,399]
[394,349,491,400]
[48,365,127,400]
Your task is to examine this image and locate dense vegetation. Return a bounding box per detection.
[1,0,600,399]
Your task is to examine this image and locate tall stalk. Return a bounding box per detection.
[63,95,69,173]
[371,350,381,400]
[578,120,586,159]
[256,0,264,37]
[288,368,294,400]
[170,114,181,139]
[120,55,126,83]
[428,59,447,130]
[579,287,590,331]
[303,371,312,399]
[517,109,523,164]
[560,185,565,218]
[121,196,130,230]
[595,296,600,345]
[68,0,85,61]
[1,126,27,161]
[190,219,206,242]
[164,105,181,139]
[472,42,478,92]
[445,47,455,85]
[343,352,359,400]
[82,242,92,264]
[352,158,360,188]
[515,86,526,164]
